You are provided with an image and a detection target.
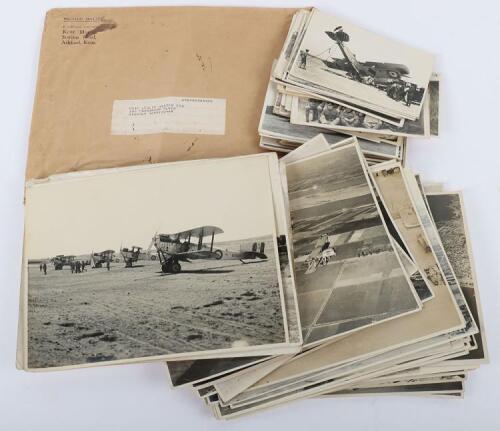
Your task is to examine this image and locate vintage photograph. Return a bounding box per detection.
[287,9,434,119]
[426,192,488,362]
[167,356,268,387]
[259,83,402,159]
[429,75,440,136]
[23,155,289,369]
[259,83,355,146]
[291,95,429,137]
[285,144,420,346]
[403,171,478,337]
[393,241,433,302]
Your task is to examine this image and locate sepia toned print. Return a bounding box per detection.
[167,356,268,387]
[24,155,289,369]
[426,192,488,363]
[285,143,420,345]
[428,76,440,136]
[291,95,429,137]
[287,9,434,119]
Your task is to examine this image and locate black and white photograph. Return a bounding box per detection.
[167,356,268,387]
[403,171,478,337]
[426,192,488,363]
[393,241,433,302]
[22,155,291,369]
[285,143,421,345]
[259,83,356,146]
[429,75,440,136]
[287,9,434,119]
[291,95,429,137]
[259,82,403,159]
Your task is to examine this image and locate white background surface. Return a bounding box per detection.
[1,1,499,429]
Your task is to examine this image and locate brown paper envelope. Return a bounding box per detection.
[27,6,301,179]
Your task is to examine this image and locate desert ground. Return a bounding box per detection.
[27,238,285,369]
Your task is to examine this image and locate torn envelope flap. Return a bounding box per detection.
[111,96,226,136]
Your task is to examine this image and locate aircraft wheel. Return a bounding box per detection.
[125,261,132,268]
[214,249,223,260]
[170,262,181,273]
[151,255,157,261]
[161,263,171,273]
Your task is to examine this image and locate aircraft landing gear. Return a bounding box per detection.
[214,249,223,260]
[161,259,181,274]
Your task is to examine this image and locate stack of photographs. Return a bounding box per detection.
[258,8,440,166]
[17,6,486,422]
[169,136,488,419]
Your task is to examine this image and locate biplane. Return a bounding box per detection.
[120,245,157,268]
[305,233,337,275]
[90,250,115,268]
[321,26,422,102]
[153,226,268,274]
[52,255,75,270]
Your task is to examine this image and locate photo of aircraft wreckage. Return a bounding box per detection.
[152,225,268,274]
[316,26,424,103]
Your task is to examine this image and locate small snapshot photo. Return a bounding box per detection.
[286,144,420,345]
[293,96,427,137]
[24,155,286,369]
[289,9,434,118]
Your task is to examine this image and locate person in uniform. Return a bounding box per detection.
[340,108,363,128]
[405,83,416,106]
[42,262,47,275]
[299,49,309,69]
[305,99,321,122]
[362,115,383,130]
[319,102,341,125]
[106,260,110,271]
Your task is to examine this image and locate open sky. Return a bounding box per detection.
[25,155,277,258]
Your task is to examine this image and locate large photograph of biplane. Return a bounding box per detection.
[288,10,434,118]
[24,156,286,369]
[286,144,420,346]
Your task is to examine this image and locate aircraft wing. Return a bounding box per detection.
[158,226,224,241]
[171,250,214,259]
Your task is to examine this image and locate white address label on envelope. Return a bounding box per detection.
[111,97,226,135]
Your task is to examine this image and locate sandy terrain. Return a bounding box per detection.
[27,238,285,369]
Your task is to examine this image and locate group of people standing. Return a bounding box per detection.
[70,260,87,274]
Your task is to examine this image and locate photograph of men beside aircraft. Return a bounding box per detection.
[42,225,270,274]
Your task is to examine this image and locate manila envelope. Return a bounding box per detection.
[27,6,300,179]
